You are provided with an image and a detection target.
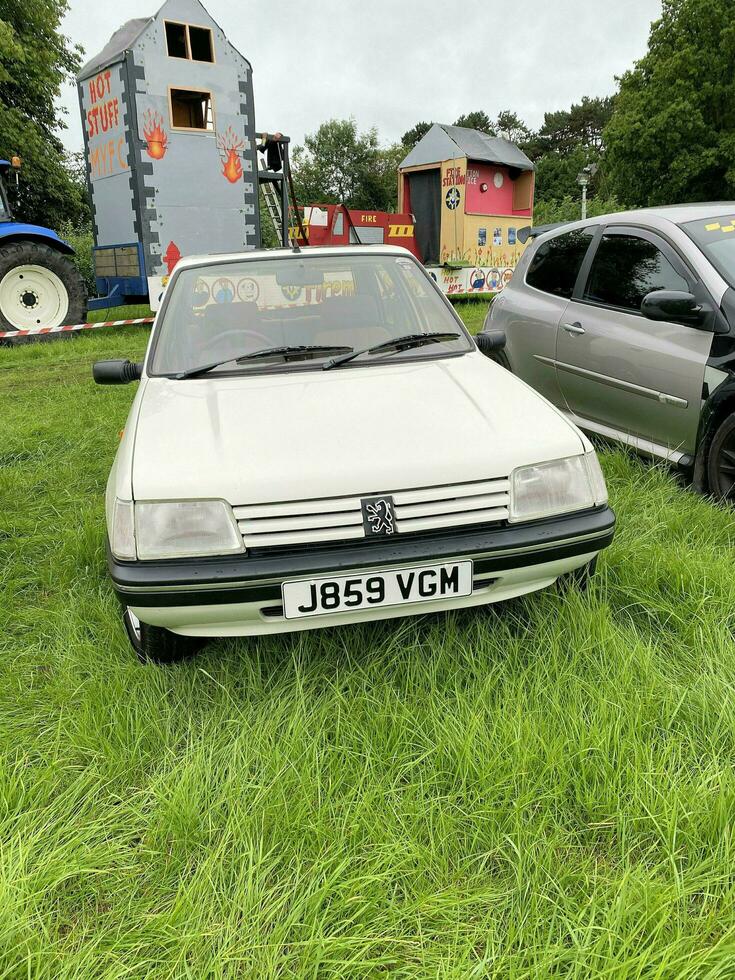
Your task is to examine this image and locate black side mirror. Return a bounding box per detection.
[476,330,506,357]
[92,360,143,385]
[641,290,707,327]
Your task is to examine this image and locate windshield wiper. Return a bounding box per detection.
[323,332,462,370]
[174,345,353,379]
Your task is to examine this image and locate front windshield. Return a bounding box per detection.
[149,252,471,376]
[682,215,735,288]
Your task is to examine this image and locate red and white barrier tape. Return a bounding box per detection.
[0,316,154,340]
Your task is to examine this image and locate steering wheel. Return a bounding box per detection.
[199,328,273,358]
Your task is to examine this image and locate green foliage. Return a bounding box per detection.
[533,194,626,226]
[401,121,433,150]
[0,0,88,227]
[525,97,615,213]
[495,109,531,145]
[360,142,403,212]
[3,321,735,973]
[452,110,494,134]
[526,96,615,158]
[57,220,94,293]
[291,118,400,211]
[603,0,735,206]
[258,192,279,249]
[534,145,602,204]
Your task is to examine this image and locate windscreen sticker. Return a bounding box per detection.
[237,277,260,303]
[190,273,355,311]
[193,278,210,308]
[213,278,235,303]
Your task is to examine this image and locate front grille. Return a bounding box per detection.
[233,477,509,550]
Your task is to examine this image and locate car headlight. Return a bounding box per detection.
[134,500,244,560]
[110,498,136,560]
[509,451,608,524]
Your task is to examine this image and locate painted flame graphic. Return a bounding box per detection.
[143,110,168,160]
[222,148,243,183]
[217,126,244,183]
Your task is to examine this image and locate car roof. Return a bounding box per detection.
[171,244,416,273]
[599,203,735,225]
[534,203,735,245]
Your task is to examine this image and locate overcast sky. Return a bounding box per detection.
[59,0,662,154]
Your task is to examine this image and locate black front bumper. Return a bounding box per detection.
[109,505,615,608]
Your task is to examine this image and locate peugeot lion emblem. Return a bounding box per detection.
[361,495,396,537]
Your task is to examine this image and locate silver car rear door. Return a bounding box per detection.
[554,224,714,460]
[498,226,596,405]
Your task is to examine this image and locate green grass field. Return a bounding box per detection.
[2,309,735,977]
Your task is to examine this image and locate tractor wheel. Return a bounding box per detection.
[0,241,87,335]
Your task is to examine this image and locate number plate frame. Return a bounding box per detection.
[281,560,473,620]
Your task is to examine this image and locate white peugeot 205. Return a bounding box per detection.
[94,246,615,662]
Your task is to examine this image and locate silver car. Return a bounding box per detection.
[481,205,735,499]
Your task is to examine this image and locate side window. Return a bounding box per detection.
[526,228,594,298]
[169,88,214,131]
[584,233,689,312]
[165,22,215,63]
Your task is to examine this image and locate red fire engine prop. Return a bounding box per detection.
[293,204,421,260]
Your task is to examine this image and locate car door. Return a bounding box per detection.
[498,226,595,405]
[555,225,714,458]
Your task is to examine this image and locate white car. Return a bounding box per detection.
[94,246,614,663]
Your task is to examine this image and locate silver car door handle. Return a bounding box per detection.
[562,321,585,335]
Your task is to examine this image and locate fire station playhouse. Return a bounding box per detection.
[299,124,536,296]
[398,124,535,295]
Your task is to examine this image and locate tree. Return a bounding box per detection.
[0,0,88,227]
[292,118,400,211]
[533,145,602,204]
[521,96,614,208]
[360,142,404,212]
[603,0,735,206]
[401,121,432,150]
[453,111,495,135]
[495,110,531,146]
[525,97,614,159]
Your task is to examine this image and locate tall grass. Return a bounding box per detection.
[1,320,735,976]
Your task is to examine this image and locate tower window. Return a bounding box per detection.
[169,89,214,131]
[189,26,214,62]
[164,22,214,63]
[165,22,188,59]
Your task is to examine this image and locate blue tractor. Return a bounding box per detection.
[0,158,86,334]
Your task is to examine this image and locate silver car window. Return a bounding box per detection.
[525,228,594,298]
[583,234,688,312]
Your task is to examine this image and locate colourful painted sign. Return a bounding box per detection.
[85,69,128,180]
[428,265,516,296]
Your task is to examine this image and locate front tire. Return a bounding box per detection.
[0,241,87,333]
[557,557,597,592]
[706,413,735,501]
[489,349,511,371]
[123,608,206,664]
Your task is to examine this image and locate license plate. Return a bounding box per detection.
[282,560,473,620]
